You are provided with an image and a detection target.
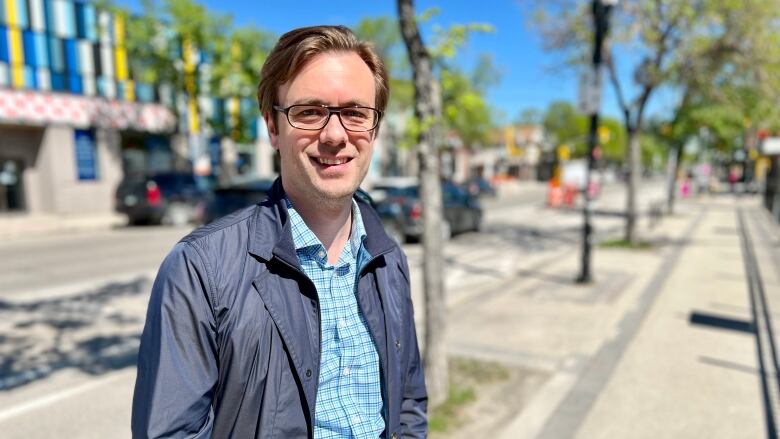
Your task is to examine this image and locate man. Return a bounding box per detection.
[131,25,427,438]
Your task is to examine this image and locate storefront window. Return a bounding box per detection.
[74,129,99,181]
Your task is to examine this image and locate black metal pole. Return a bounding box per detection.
[578,0,612,283]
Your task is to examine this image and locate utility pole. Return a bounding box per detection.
[578,0,615,283]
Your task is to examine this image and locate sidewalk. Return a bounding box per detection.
[0,212,126,242]
[440,194,775,438]
[567,197,768,439]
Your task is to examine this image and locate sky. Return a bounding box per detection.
[119,0,677,124]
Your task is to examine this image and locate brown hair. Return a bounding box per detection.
[257,25,389,123]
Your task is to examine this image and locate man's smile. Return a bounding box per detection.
[311,156,354,167]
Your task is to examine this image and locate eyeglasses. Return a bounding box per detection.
[273,104,382,132]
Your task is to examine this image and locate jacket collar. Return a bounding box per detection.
[248,177,397,266]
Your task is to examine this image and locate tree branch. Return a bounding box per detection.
[605,50,631,125]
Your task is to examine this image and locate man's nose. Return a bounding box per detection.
[320,113,348,145]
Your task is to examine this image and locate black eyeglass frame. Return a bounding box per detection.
[273,104,383,132]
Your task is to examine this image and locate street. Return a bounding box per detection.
[1,181,779,438]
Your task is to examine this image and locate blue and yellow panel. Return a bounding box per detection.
[0,25,8,62]
[22,64,36,88]
[22,31,47,68]
[114,44,126,80]
[34,32,47,67]
[77,39,92,74]
[90,40,101,75]
[43,0,55,32]
[5,0,29,28]
[8,26,23,88]
[82,74,95,95]
[67,72,80,93]
[50,70,65,90]
[28,0,45,32]
[74,1,96,41]
[97,75,115,98]
[63,37,78,72]
[113,15,126,81]
[51,0,75,39]
[97,10,111,44]
[118,79,134,101]
[135,82,154,103]
[84,4,98,41]
[47,36,64,72]
[0,61,9,87]
[99,43,112,77]
[36,66,50,90]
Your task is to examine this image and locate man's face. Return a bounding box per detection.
[265,51,377,206]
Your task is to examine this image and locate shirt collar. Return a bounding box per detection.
[284,197,367,262]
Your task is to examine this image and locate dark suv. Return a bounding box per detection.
[370,178,482,242]
[115,172,212,226]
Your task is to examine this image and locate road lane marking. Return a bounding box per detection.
[0,371,131,423]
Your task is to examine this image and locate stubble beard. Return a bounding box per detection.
[313,189,354,213]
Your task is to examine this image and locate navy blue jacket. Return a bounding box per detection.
[131,179,427,438]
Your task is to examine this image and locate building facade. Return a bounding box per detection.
[0,0,272,215]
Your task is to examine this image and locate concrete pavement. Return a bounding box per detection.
[452,194,778,439]
[0,212,126,242]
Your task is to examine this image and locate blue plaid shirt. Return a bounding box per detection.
[286,197,385,439]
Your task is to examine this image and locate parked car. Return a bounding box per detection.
[203,176,275,224]
[115,172,212,226]
[354,188,406,244]
[204,178,407,245]
[370,177,482,242]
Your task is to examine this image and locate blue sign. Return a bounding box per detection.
[75,129,98,181]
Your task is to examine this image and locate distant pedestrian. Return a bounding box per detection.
[131,25,427,439]
[681,173,692,198]
[728,167,739,193]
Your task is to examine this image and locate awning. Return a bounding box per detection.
[0,89,176,133]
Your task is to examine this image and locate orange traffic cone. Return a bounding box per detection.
[547,181,563,208]
[563,184,577,207]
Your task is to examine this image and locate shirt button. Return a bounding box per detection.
[305,369,312,378]
[318,250,326,259]
[343,367,351,376]
[339,320,347,329]
[351,415,361,424]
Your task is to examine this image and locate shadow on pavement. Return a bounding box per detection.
[477,223,581,248]
[698,355,759,376]
[688,310,754,334]
[0,277,151,391]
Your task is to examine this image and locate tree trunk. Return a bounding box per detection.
[625,128,640,244]
[398,0,448,407]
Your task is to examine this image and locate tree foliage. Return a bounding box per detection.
[541,101,625,162]
[356,14,499,150]
[530,0,780,241]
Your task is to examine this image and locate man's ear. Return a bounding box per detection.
[263,112,280,150]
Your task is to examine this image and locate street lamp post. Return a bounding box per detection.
[578,0,615,284]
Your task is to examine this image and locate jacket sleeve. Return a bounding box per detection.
[398,253,428,438]
[132,241,219,439]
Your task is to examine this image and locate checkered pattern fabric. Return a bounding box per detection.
[286,197,385,439]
